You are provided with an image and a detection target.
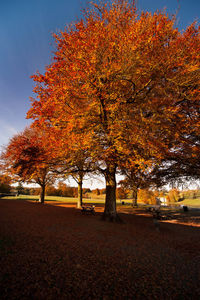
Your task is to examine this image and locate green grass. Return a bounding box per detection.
[1,195,39,201]
[178,198,200,207]
[1,194,79,203]
[3,194,200,208]
[1,194,140,205]
[1,194,105,204]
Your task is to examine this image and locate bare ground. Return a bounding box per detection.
[0,199,200,299]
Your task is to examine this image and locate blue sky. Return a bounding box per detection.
[0,0,86,147]
[0,0,199,187]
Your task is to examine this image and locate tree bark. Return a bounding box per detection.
[102,164,122,222]
[39,184,45,204]
[132,185,138,207]
[77,176,83,208]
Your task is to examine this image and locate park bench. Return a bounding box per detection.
[147,207,173,221]
[81,204,95,215]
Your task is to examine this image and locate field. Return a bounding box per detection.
[2,194,132,205]
[1,198,200,299]
[4,193,200,208]
[178,198,200,208]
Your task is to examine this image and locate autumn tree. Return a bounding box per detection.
[116,186,129,200]
[57,182,77,197]
[167,188,180,203]
[64,147,93,208]
[0,127,56,203]
[0,174,12,194]
[45,184,61,196]
[16,182,25,195]
[28,1,200,220]
[93,188,100,195]
[119,160,158,206]
[138,189,156,205]
[45,127,94,208]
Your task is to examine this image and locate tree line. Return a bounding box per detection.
[0,0,199,221]
[1,174,199,207]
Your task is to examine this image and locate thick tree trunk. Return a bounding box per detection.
[39,184,45,204]
[102,164,122,222]
[77,178,83,209]
[132,185,138,207]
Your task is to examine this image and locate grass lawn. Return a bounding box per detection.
[4,194,200,210]
[178,198,200,207]
[2,194,136,205]
[2,191,200,213]
[3,194,105,203]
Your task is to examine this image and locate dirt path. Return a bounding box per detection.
[0,200,200,299]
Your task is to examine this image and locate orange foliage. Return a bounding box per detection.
[27,1,200,217]
[0,174,12,193]
[0,127,56,202]
[138,189,157,205]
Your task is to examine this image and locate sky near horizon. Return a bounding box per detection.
[0,0,199,188]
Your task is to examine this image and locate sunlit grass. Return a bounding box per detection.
[1,194,140,205]
[1,194,113,204]
[2,194,200,208]
[178,198,200,207]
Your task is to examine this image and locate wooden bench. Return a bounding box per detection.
[148,207,172,222]
[81,205,95,215]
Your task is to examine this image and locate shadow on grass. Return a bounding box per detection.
[2,198,200,228]
[0,197,76,203]
[0,197,38,201]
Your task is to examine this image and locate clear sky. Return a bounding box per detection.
[0,0,199,188]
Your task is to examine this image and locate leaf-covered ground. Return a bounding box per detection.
[0,200,200,299]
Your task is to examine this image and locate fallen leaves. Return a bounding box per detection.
[0,199,200,299]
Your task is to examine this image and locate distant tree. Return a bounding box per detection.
[16,182,24,195]
[45,185,60,196]
[167,189,180,203]
[191,190,197,199]
[23,188,30,195]
[83,188,91,194]
[119,159,161,206]
[93,188,100,195]
[0,174,12,194]
[116,186,128,200]
[57,182,67,196]
[29,188,40,195]
[138,189,156,205]
[100,189,106,195]
[0,127,57,203]
[56,182,77,197]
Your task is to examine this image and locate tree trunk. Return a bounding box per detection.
[103,164,122,222]
[77,177,83,209]
[39,184,45,204]
[132,185,138,207]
